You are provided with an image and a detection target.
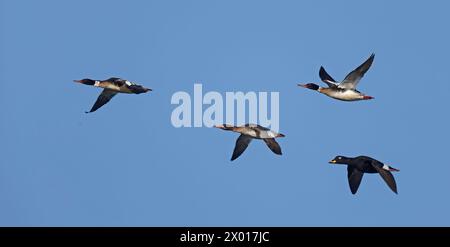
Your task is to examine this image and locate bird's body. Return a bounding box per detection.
[220,124,280,139]
[298,53,375,101]
[215,124,285,161]
[93,80,131,93]
[74,77,151,113]
[317,87,368,101]
[329,155,399,194]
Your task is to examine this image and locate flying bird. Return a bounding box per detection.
[214,124,285,161]
[74,77,152,113]
[329,155,399,194]
[298,53,375,101]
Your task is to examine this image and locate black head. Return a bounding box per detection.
[329,155,351,165]
[298,83,320,91]
[214,124,235,131]
[73,78,95,85]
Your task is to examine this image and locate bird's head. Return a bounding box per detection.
[73,79,96,85]
[329,155,350,165]
[214,124,234,131]
[298,83,320,91]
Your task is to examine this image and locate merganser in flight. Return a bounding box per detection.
[298,53,375,101]
[214,124,285,161]
[74,77,151,113]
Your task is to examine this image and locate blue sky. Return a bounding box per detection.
[1,0,449,226]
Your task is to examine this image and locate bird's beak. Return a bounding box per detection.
[329,160,337,164]
[297,83,306,88]
[145,88,152,92]
[277,133,285,138]
[73,80,82,83]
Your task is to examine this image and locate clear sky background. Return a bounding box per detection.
[1,0,449,226]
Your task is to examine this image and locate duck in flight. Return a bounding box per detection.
[74,77,152,113]
[298,53,375,101]
[214,124,285,161]
[329,155,399,194]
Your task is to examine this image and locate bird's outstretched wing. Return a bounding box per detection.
[371,162,398,194]
[86,89,118,113]
[263,138,282,155]
[231,134,253,161]
[339,53,375,89]
[319,66,339,88]
[347,166,364,194]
